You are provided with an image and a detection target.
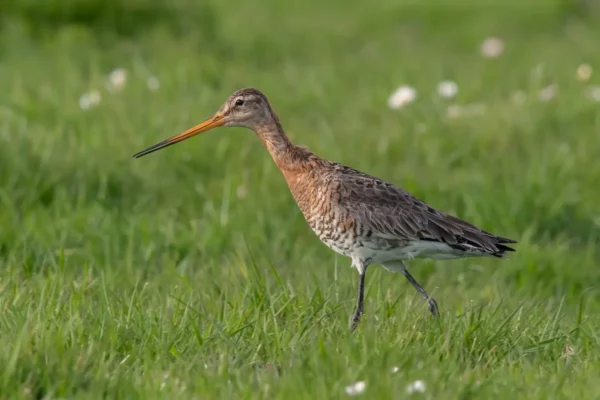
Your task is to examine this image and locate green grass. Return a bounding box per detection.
[1,0,600,398]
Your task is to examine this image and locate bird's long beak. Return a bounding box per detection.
[132,112,225,158]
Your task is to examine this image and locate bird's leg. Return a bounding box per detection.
[402,268,439,317]
[350,264,368,331]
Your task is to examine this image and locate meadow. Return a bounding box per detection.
[1,0,600,398]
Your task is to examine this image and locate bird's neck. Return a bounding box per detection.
[253,117,303,171]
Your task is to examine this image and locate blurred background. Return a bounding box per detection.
[1,0,599,398]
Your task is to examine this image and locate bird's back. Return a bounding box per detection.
[280,147,516,263]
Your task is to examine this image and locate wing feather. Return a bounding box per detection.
[332,164,516,256]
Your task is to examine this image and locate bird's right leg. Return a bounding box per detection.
[350,260,369,332]
[383,261,439,317]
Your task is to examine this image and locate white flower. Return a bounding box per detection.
[480,37,504,58]
[392,366,400,374]
[437,81,458,99]
[585,85,600,102]
[388,85,417,109]
[147,76,160,91]
[577,64,593,81]
[561,345,575,358]
[79,90,101,110]
[406,380,426,394]
[538,84,557,102]
[160,373,168,391]
[107,68,127,91]
[345,381,366,396]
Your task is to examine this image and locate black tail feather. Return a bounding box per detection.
[490,235,517,257]
[495,235,518,244]
[445,234,517,258]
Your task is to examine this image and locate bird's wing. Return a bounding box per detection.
[333,164,516,255]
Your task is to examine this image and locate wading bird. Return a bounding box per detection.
[133,88,517,331]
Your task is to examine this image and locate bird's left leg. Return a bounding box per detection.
[383,261,439,317]
[350,260,369,331]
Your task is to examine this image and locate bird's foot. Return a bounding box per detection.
[428,297,440,317]
[349,309,363,332]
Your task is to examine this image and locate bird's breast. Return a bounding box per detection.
[282,169,357,257]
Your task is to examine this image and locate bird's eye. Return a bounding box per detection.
[235,99,244,106]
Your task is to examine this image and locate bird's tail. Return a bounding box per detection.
[491,236,517,258]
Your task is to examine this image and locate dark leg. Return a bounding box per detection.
[350,267,368,331]
[402,269,439,317]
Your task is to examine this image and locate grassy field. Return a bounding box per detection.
[1,0,600,398]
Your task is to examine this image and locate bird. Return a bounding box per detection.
[133,88,517,331]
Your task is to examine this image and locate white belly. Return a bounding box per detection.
[352,240,484,265]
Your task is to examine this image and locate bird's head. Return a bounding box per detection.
[133,88,273,158]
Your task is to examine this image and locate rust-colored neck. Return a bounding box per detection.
[253,114,300,171]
